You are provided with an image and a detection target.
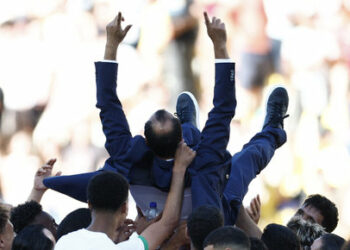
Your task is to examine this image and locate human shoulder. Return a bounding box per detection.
[56,229,116,250]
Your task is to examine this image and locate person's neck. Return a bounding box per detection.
[87,211,120,241]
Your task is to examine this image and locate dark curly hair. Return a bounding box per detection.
[187,205,224,250]
[12,224,54,250]
[261,223,301,250]
[87,171,129,212]
[10,201,42,234]
[303,194,338,233]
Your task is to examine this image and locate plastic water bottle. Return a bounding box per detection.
[145,202,159,221]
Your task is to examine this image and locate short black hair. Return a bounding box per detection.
[0,204,9,234]
[319,233,345,250]
[250,237,268,250]
[187,205,224,250]
[10,201,42,234]
[144,109,182,159]
[203,226,250,250]
[261,223,300,250]
[56,208,91,240]
[287,214,325,247]
[87,171,129,212]
[303,194,338,232]
[12,224,54,250]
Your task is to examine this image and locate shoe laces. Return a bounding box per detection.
[267,102,289,126]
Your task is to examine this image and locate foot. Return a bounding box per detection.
[175,92,199,128]
[263,87,289,129]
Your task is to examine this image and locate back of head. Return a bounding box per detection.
[144,109,182,159]
[187,205,224,250]
[203,226,250,250]
[303,194,338,232]
[10,201,42,234]
[319,233,345,250]
[261,223,300,250]
[56,208,91,240]
[287,214,325,247]
[250,237,268,250]
[87,171,129,212]
[12,224,54,250]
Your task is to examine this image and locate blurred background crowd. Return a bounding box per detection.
[1,0,350,239]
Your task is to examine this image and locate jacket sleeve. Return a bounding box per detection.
[95,61,133,163]
[196,62,236,164]
[190,62,236,211]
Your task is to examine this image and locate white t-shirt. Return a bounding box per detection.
[55,229,148,250]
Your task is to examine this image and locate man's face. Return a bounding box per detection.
[33,211,58,239]
[310,237,323,250]
[294,205,324,226]
[0,220,14,250]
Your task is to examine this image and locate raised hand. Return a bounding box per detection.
[33,159,61,191]
[246,194,261,224]
[203,12,228,59]
[173,141,196,174]
[104,12,132,60]
[106,12,132,47]
[28,158,61,202]
[204,12,227,47]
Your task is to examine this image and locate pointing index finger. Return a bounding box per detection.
[203,12,210,25]
[116,12,122,26]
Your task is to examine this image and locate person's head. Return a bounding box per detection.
[12,224,55,250]
[295,194,338,233]
[287,214,325,248]
[261,223,301,250]
[311,233,345,250]
[144,109,182,159]
[56,208,91,240]
[0,205,14,250]
[250,237,268,250]
[203,226,250,250]
[87,171,129,223]
[186,205,224,250]
[10,201,57,238]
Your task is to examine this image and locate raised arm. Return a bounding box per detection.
[104,12,132,61]
[235,204,262,239]
[190,14,236,210]
[141,142,196,250]
[204,12,229,59]
[95,13,134,176]
[28,159,61,203]
[198,12,235,154]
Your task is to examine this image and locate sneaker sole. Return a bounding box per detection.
[177,91,200,128]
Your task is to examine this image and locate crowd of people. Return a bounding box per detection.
[1,0,350,249]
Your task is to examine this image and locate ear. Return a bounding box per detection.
[120,202,128,215]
